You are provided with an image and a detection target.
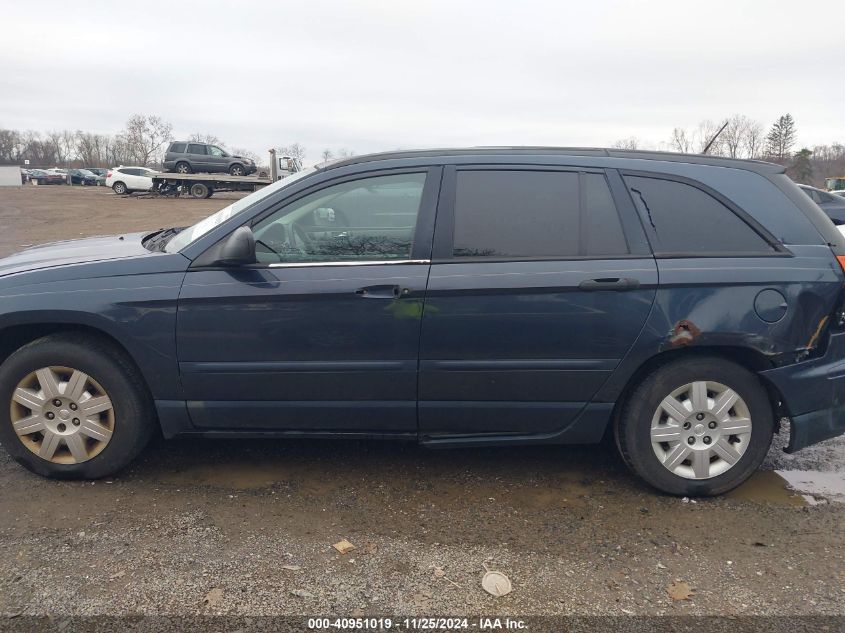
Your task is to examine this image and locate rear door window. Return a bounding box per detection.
[188,144,207,155]
[451,170,629,259]
[624,175,775,255]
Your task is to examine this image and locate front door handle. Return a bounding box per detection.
[355,284,404,299]
[578,277,641,291]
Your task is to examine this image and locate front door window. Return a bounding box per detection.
[252,173,427,264]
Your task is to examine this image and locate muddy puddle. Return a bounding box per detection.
[729,469,845,505]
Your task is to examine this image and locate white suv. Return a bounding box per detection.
[106,166,156,194]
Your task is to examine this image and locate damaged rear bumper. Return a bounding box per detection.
[761,331,845,453]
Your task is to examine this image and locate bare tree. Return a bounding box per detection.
[668,127,694,153]
[336,148,355,159]
[742,120,766,159]
[189,133,224,145]
[611,137,640,150]
[119,114,173,166]
[231,147,259,163]
[279,142,306,162]
[0,129,21,163]
[45,130,76,166]
[695,120,726,155]
[321,148,334,163]
[720,115,751,158]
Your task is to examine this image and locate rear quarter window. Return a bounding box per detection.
[624,175,775,255]
[169,142,186,153]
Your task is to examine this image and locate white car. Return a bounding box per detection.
[106,166,156,194]
[831,190,845,198]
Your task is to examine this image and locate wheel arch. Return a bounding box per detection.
[0,322,157,412]
[608,346,787,437]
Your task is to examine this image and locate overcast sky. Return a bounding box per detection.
[1,0,843,163]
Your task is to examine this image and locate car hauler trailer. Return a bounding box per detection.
[151,149,302,198]
[150,172,273,198]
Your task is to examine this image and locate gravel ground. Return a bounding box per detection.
[0,186,843,622]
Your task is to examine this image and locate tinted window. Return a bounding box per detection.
[582,173,628,256]
[452,170,628,258]
[625,176,773,254]
[252,173,426,264]
[169,143,186,153]
[188,144,207,155]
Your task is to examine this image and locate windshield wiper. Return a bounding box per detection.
[143,227,185,252]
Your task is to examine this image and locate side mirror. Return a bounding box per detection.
[218,226,257,265]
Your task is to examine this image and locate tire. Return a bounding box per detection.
[189,183,209,199]
[112,182,127,195]
[175,162,192,175]
[615,357,774,496]
[228,163,245,176]
[0,334,154,479]
[204,188,214,199]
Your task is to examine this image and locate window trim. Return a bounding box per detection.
[432,164,643,263]
[621,170,791,258]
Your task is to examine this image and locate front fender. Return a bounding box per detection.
[0,270,187,400]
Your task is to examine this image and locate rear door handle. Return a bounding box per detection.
[578,277,641,291]
[355,284,404,299]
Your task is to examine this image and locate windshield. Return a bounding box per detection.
[164,167,318,252]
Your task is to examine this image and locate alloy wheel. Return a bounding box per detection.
[10,366,115,464]
[650,381,752,480]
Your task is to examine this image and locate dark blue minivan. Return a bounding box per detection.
[1,148,844,496]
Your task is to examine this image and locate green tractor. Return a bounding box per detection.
[825,176,845,191]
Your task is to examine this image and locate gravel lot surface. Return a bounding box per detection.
[0,186,843,622]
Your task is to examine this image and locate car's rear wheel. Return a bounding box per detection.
[615,357,774,496]
[229,163,245,176]
[175,162,192,174]
[0,334,154,479]
[112,182,127,195]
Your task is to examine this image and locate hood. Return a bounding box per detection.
[0,232,152,278]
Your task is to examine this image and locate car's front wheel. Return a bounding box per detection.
[0,334,154,479]
[229,163,245,176]
[616,357,774,496]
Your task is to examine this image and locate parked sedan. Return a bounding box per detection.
[67,169,99,186]
[84,167,109,178]
[76,169,105,186]
[797,184,845,224]
[27,169,65,185]
[105,166,156,194]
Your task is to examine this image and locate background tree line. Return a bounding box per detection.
[2,111,841,186]
[613,113,845,187]
[0,114,316,171]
